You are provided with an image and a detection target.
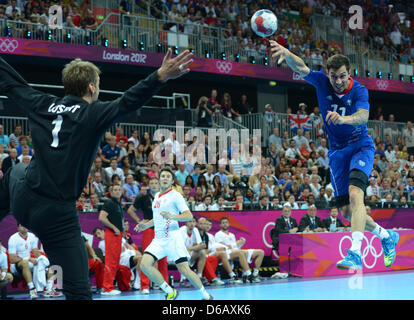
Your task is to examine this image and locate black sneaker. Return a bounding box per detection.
[249,274,261,283]
[229,276,243,284]
[242,275,248,283]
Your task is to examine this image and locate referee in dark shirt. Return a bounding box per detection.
[0,49,193,299]
[127,177,168,293]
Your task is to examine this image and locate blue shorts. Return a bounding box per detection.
[328,136,375,197]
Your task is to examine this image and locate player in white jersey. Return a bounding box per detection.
[0,239,13,291]
[93,227,105,256]
[179,217,207,284]
[135,167,213,300]
[8,224,62,299]
[215,217,264,283]
[119,238,142,290]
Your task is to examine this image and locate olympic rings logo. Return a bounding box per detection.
[216,61,233,73]
[0,39,19,52]
[339,235,383,269]
[376,79,389,91]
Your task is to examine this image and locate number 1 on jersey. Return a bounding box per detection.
[51,115,63,148]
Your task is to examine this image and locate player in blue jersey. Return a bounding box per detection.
[270,40,399,270]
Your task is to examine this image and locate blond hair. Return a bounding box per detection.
[62,58,101,97]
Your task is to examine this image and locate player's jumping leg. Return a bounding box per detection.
[341,202,399,268]
[140,253,179,300]
[337,169,399,269]
[176,260,213,300]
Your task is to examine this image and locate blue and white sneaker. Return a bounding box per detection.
[336,249,363,270]
[382,230,399,267]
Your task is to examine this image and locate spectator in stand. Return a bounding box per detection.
[366,176,380,198]
[293,128,309,150]
[91,156,111,187]
[298,205,326,232]
[122,174,139,202]
[105,158,125,183]
[297,102,308,115]
[405,177,414,200]
[6,0,21,17]
[322,206,345,232]
[83,173,95,198]
[220,92,240,120]
[8,124,22,146]
[15,135,32,157]
[101,135,121,167]
[1,148,19,174]
[17,145,32,163]
[268,127,282,150]
[207,89,221,115]
[235,93,254,116]
[286,139,305,165]
[89,193,102,211]
[128,129,139,149]
[0,124,10,150]
[253,195,272,210]
[379,177,393,199]
[210,195,226,211]
[83,9,98,30]
[232,194,251,210]
[195,96,213,127]
[403,121,414,156]
[382,193,397,209]
[195,195,214,211]
[299,140,311,161]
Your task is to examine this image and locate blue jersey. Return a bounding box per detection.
[303,71,370,149]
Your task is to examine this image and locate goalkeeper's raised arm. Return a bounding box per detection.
[269,40,310,78]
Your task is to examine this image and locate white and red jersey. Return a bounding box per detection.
[206,232,227,256]
[0,251,8,271]
[98,240,105,256]
[152,188,190,239]
[8,232,39,259]
[214,230,238,249]
[179,226,202,248]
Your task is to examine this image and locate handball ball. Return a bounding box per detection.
[250,9,278,38]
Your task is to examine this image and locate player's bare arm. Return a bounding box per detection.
[160,210,193,222]
[134,219,154,232]
[326,109,369,126]
[269,40,310,78]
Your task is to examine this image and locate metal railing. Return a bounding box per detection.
[310,14,410,79]
[240,112,408,147]
[2,112,407,150]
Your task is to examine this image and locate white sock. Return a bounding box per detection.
[229,272,236,278]
[198,286,210,299]
[350,231,364,256]
[28,282,35,290]
[160,281,173,294]
[253,268,259,276]
[46,279,54,291]
[242,270,252,276]
[371,224,389,240]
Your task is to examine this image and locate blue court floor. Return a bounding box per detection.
[7,270,414,300]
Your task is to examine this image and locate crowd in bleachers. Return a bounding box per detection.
[1,1,413,68]
[3,94,413,213]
